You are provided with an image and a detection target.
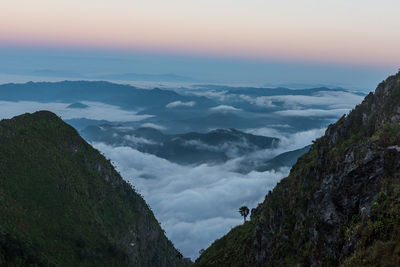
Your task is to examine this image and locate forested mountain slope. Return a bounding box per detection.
[0,111,190,266]
[195,72,400,266]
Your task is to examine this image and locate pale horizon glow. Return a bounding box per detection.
[1,0,400,67]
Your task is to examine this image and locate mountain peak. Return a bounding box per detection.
[0,111,190,266]
[325,71,400,146]
[195,71,400,266]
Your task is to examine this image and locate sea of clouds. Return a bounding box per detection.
[0,101,151,122]
[91,126,325,260]
[0,86,365,260]
[93,142,290,260]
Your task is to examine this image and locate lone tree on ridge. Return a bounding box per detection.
[239,206,250,223]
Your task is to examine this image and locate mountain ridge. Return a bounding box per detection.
[0,111,190,266]
[82,125,279,166]
[195,71,400,266]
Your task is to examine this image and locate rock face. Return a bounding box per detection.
[195,72,400,267]
[0,111,190,266]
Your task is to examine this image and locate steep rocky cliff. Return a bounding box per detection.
[0,111,190,266]
[195,72,400,267]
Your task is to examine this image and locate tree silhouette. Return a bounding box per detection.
[239,206,250,223]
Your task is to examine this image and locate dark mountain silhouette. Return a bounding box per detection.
[0,111,190,266]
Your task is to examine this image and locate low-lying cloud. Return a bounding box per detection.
[183,89,230,101]
[239,95,276,108]
[275,108,350,117]
[268,91,364,109]
[166,101,196,108]
[240,91,363,110]
[93,127,326,260]
[0,101,152,122]
[209,105,242,112]
[93,142,290,260]
[246,127,326,151]
[123,135,158,145]
[140,122,166,131]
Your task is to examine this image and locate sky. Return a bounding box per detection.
[1,0,399,88]
[1,0,399,260]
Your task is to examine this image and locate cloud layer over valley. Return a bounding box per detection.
[0,101,152,122]
[93,142,290,260]
[0,81,367,261]
[91,127,325,260]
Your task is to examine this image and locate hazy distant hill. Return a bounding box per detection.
[67,102,89,109]
[256,145,311,172]
[235,145,311,174]
[95,73,196,82]
[0,81,215,110]
[0,80,362,135]
[82,125,279,165]
[194,84,366,96]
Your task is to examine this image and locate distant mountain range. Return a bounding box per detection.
[29,70,196,82]
[0,81,214,110]
[82,125,279,165]
[193,84,366,96]
[0,80,363,134]
[94,73,197,82]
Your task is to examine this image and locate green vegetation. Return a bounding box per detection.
[194,222,254,267]
[371,122,400,146]
[341,175,400,266]
[238,206,249,223]
[195,71,400,266]
[0,111,187,266]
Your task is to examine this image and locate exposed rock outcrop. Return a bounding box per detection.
[196,72,400,266]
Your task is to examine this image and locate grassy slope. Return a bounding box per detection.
[0,111,185,266]
[195,222,254,267]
